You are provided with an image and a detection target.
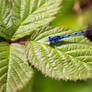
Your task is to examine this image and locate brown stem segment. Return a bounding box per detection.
[8,38,29,45]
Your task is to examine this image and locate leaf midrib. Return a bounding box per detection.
[6,43,11,92]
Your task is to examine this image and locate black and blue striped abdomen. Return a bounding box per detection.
[48,29,92,43]
[60,30,87,39]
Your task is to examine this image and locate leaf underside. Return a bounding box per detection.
[0,42,33,92]
[26,26,92,81]
[0,0,62,41]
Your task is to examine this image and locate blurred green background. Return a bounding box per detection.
[20,0,92,92]
[51,0,92,30]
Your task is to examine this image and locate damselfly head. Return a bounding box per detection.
[48,36,53,42]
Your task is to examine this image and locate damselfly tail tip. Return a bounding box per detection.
[84,29,92,41]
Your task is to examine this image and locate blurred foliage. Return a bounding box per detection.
[20,0,92,92]
[32,71,92,92]
[19,79,33,92]
[0,37,6,42]
[51,0,92,30]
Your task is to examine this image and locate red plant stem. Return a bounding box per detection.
[9,38,29,45]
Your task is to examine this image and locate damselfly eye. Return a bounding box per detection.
[48,36,53,42]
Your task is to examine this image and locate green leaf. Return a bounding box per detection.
[0,0,62,41]
[0,42,33,92]
[26,26,92,81]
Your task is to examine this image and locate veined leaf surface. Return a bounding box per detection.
[0,42,33,92]
[0,0,62,41]
[26,26,92,80]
